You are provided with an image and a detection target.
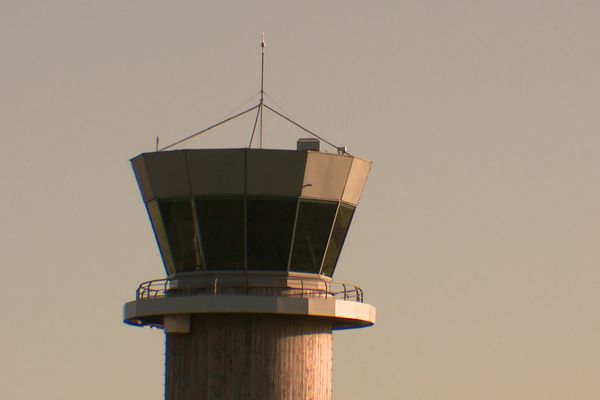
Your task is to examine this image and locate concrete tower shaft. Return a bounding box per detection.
[166,315,332,400]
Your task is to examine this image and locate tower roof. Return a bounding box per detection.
[132,148,370,205]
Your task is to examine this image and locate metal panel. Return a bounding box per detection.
[301,153,353,201]
[186,149,245,195]
[246,149,306,196]
[341,157,371,206]
[131,155,154,202]
[143,151,190,198]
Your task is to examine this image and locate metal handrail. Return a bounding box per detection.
[136,277,364,303]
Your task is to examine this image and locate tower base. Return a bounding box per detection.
[166,314,333,400]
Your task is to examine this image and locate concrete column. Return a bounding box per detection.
[166,315,333,400]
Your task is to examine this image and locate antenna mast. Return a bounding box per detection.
[259,33,265,148]
[159,36,349,154]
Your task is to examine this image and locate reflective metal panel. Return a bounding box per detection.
[186,149,245,195]
[143,151,190,199]
[301,153,353,202]
[341,157,371,206]
[131,155,153,202]
[246,149,306,196]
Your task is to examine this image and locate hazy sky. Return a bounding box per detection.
[2,1,600,399]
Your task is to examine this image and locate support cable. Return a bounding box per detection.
[215,91,260,122]
[263,104,351,156]
[262,92,292,118]
[159,104,260,151]
[248,105,261,148]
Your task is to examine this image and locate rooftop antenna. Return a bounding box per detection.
[260,32,265,148]
[159,36,351,154]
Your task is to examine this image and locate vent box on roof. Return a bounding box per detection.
[297,138,320,152]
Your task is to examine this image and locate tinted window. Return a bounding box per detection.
[247,198,297,271]
[196,198,244,270]
[159,199,200,272]
[290,200,337,273]
[321,204,355,276]
[147,200,176,275]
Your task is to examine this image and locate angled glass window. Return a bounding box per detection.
[290,200,337,273]
[195,198,244,270]
[147,200,176,275]
[247,198,297,271]
[158,198,200,273]
[321,204,355,277]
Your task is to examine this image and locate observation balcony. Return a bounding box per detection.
[124,272,375,331]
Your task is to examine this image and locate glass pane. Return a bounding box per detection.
[247,198,297,271]
[321,204,355,276]
[147,200,175,275]
[196,198,244,270]
[159,199,200,273]
[290,200,338,273]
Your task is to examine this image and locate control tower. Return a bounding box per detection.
[123,41,375,400]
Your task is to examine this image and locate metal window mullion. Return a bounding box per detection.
[243,195,248,272]
[286,198,302,272]
[243,149,248,274]
[183,151,204,271]
[318,202,341,275]
[190,197,206,271]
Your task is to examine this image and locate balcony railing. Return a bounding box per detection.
[136,277,364,303]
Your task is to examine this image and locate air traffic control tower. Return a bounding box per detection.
[123,41,375,400]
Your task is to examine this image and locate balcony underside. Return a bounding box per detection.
[124,294,376,331]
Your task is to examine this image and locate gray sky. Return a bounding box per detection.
[2,1,600,399]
